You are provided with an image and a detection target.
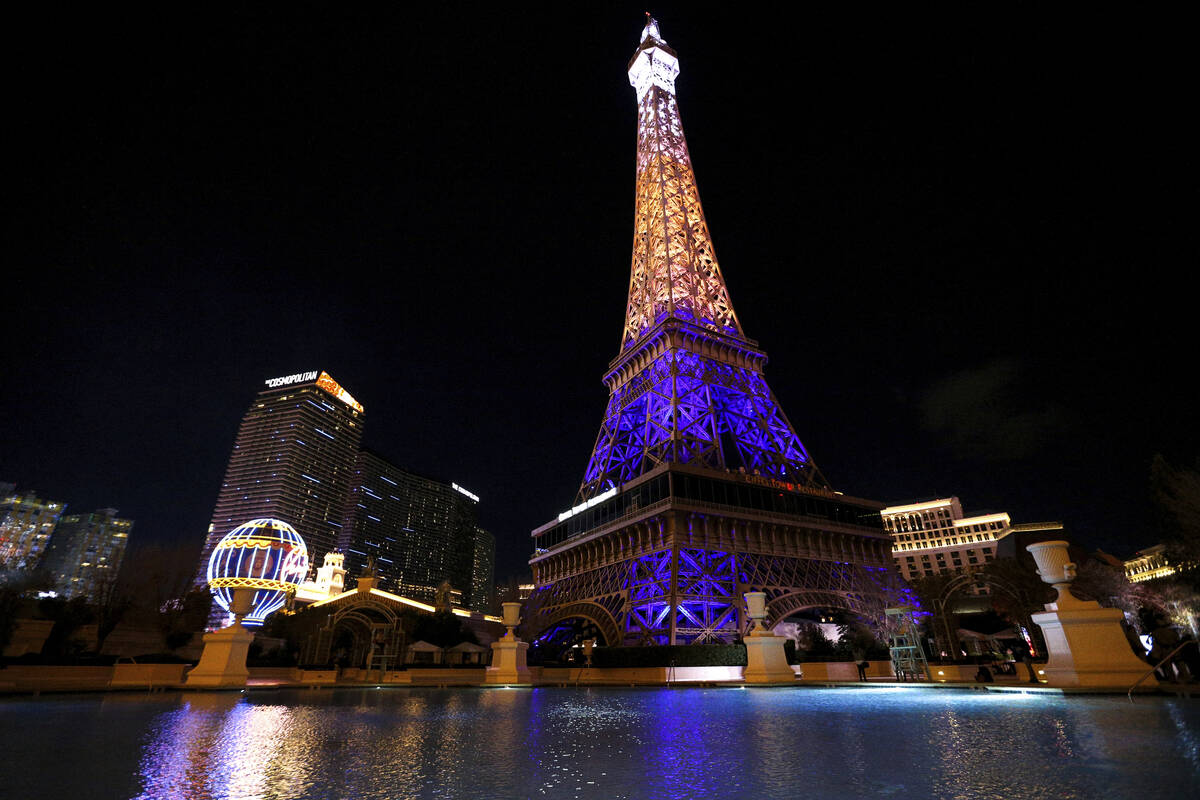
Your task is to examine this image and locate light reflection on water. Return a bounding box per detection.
[0,687,1196,800]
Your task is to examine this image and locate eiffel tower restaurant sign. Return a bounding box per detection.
[525,18,909,652]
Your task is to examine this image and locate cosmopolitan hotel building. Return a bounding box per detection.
[340,449,493,612]
[198,371,494,614]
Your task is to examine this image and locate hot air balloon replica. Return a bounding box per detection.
[205,518,310,627]
[186,519,309,687]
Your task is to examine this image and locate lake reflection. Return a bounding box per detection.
[1,687,1196,799]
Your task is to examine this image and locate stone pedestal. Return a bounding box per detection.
[1032,604,1156,688]
[1027,540,1156,689]
[184,624,256,688]
[743,632,796,684]
[741,591,796,684]
[485,638,530,685]
[485,602,530,685]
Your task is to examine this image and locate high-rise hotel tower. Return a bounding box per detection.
[196,371,365,581]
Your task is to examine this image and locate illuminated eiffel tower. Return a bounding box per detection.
[528,18,907,651]
[579,16,826,501]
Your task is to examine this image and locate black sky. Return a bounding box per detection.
[5,6,1193,580]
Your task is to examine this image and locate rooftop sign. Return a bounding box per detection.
[263,370,364,413]
[265,371,319,388]
[452,483,480,503]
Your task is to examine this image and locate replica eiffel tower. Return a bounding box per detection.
[528,17,906,650]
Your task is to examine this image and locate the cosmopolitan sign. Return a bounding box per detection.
[265,371,319,388]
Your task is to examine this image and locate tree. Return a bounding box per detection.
[1142,582,1200,639]
[0,570,52,656]
[37,596,96,658]
[1151,454,1200,573]
[793,622,837,659]
[412,610,478,648]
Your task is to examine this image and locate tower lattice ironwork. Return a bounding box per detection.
[579,18,826,503]
[527,18,910,652]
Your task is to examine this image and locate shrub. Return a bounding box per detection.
[592,644,747,668]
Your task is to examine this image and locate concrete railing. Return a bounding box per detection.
[0,664,190,693]
[110,663,189,688]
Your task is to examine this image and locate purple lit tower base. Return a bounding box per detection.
[1027,542,1157,689]
[741,592,797,684]
[485,603,531,685]
[185,588,255,689]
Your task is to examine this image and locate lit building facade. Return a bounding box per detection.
[1124,544,1176,583]
[0,484,67,571]
[471,526,495,613]
[338,449,494,613]
[196,371,365,582]
[883,498,1010,584]
[40,508,132,600]
[526,20,905,651]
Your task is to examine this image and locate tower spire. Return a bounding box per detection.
[576,19,827,500]
[623,15,740,350]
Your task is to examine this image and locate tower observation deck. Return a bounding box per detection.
[527,18,907,651]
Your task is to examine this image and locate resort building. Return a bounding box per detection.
[39,508,132,600]
[0,484,67,571]
[883,498,1010,583]
[195,370,365,583]
[884,497,1066,593]
[1124,544,1176,583]
[338,448,494,613]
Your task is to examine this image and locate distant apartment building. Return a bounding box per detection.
[338,449,494,612]
[40,508,132,600]
[882,497,1011,583]
[196,370,366,583]
[0,484,67,571]
[471,526,495,613]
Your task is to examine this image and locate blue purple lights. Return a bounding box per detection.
[581,348,818,499]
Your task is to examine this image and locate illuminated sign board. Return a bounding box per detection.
[265,371,319,388]
[262,370,364,413]
[316,371,364,413]
[452,483,480,503]
[558,486,617,522]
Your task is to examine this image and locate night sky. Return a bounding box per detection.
[5,7,1192,581]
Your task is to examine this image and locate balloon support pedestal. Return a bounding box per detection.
[185,624,255,689]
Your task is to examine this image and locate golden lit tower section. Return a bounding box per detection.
[195,371,365,583]
[623,17,740,347]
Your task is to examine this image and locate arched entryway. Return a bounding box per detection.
[929,573,1046,660]
[526,602,619,665]
[301,597,405,671]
